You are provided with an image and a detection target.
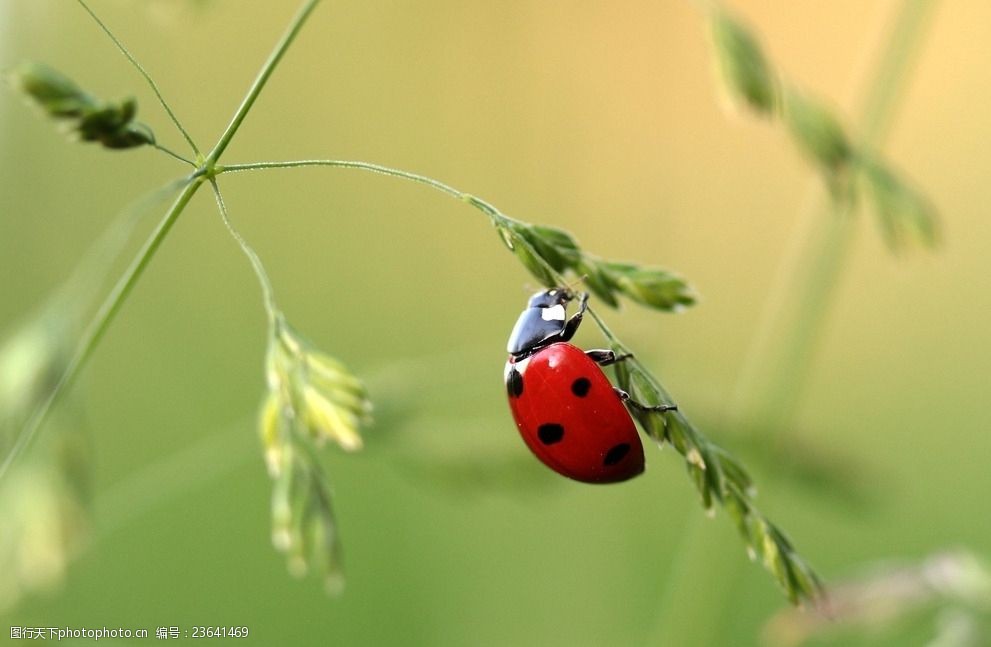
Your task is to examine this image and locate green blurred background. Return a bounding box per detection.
[1,1,989,645]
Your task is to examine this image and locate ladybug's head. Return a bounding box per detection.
[526,288,575,309]
[507,288,587,357]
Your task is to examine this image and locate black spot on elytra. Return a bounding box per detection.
[571,377,591,397]
[506,367,523,398]
[603,443,630,466]
[537,423,564,445]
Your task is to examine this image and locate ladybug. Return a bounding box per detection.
[505,288,676,483]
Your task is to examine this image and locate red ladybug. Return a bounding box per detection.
[505,288,676,484]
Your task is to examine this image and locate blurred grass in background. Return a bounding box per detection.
[1,1,990,645]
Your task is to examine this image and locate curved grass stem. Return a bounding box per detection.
[219,160,466,202]
[76,0,201,157]
[209,179,278,322]
[153,143,196,167]
[216,159,521,230]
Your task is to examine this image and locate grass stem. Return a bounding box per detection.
[206,0,322,165]
[209,179,279,321]
[218,159,467,202]
[732,0,939,437]
[76,0,201,156]
[153,143,196,167]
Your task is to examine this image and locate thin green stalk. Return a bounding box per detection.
[217,159,525,231]
[209,179,278,320]
[219,160,467,202]
[215,161,503,336]
[206,0,322,165]
[153,143,196,167]
[733,0,939,436]
[0,174,204,480]
[76,0,201,157]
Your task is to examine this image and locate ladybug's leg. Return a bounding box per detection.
[585,349,633,366]
[559,292,590,342]
[614,388,678,413]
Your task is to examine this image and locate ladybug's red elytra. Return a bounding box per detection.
[505,288,676,484]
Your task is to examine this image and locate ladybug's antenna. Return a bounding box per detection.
[561,274,588,297]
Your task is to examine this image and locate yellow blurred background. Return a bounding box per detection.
[1,1,989,645]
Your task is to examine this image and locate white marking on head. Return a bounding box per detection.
[541,304,566,321]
